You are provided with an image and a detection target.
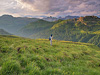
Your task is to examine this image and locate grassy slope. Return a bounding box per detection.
[0,29,12,35]
[0,35,100,75]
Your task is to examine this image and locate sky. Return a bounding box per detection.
[0,0,100,18]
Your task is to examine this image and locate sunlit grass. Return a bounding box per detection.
[93,30,100,34]
[0,35,100,75]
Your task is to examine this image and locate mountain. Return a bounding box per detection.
[59,15,79,20]
[0,29,11,35]
[0,15,39,34]
[43,16,79,22]
[18,19,56,37]
[0,15,100,47]
[0,35,100,75]
[43,16,59,22]
[20,16,100,47]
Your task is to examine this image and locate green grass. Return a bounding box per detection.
[93,30,100,34]
[0,35,100,75]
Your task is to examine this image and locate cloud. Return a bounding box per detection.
[0,0,100,17]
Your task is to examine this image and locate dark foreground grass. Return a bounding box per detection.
[0,35,100,75]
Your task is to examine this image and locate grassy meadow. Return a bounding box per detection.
[0,35,100,75]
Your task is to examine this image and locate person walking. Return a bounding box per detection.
[49,34,53,45]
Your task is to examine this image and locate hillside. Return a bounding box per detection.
[18,19,56,37]
[0,35,100,75]
[50,16,100,47]
[20,16,100,47]
[0,29,11,35]
[0,15,39,34]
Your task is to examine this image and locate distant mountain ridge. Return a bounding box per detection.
[60,15,79,20]
[43,16,79,22]
[43,16,58,22]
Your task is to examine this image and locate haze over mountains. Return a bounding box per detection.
[0,14,79,34]
[0,15,39,34]
[43,16,79,22]
[0,14,100,47]
[0,29,11,35]
[0,14,79,35]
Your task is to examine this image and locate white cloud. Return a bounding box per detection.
[80,11,97,15]
[0,0,100,17]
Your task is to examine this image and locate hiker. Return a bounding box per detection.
[49,34,53,45]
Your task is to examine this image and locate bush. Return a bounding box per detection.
[0,60,21,75]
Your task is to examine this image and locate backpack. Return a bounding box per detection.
[49,36,51,40]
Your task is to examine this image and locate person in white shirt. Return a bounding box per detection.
[49,34,53,45]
